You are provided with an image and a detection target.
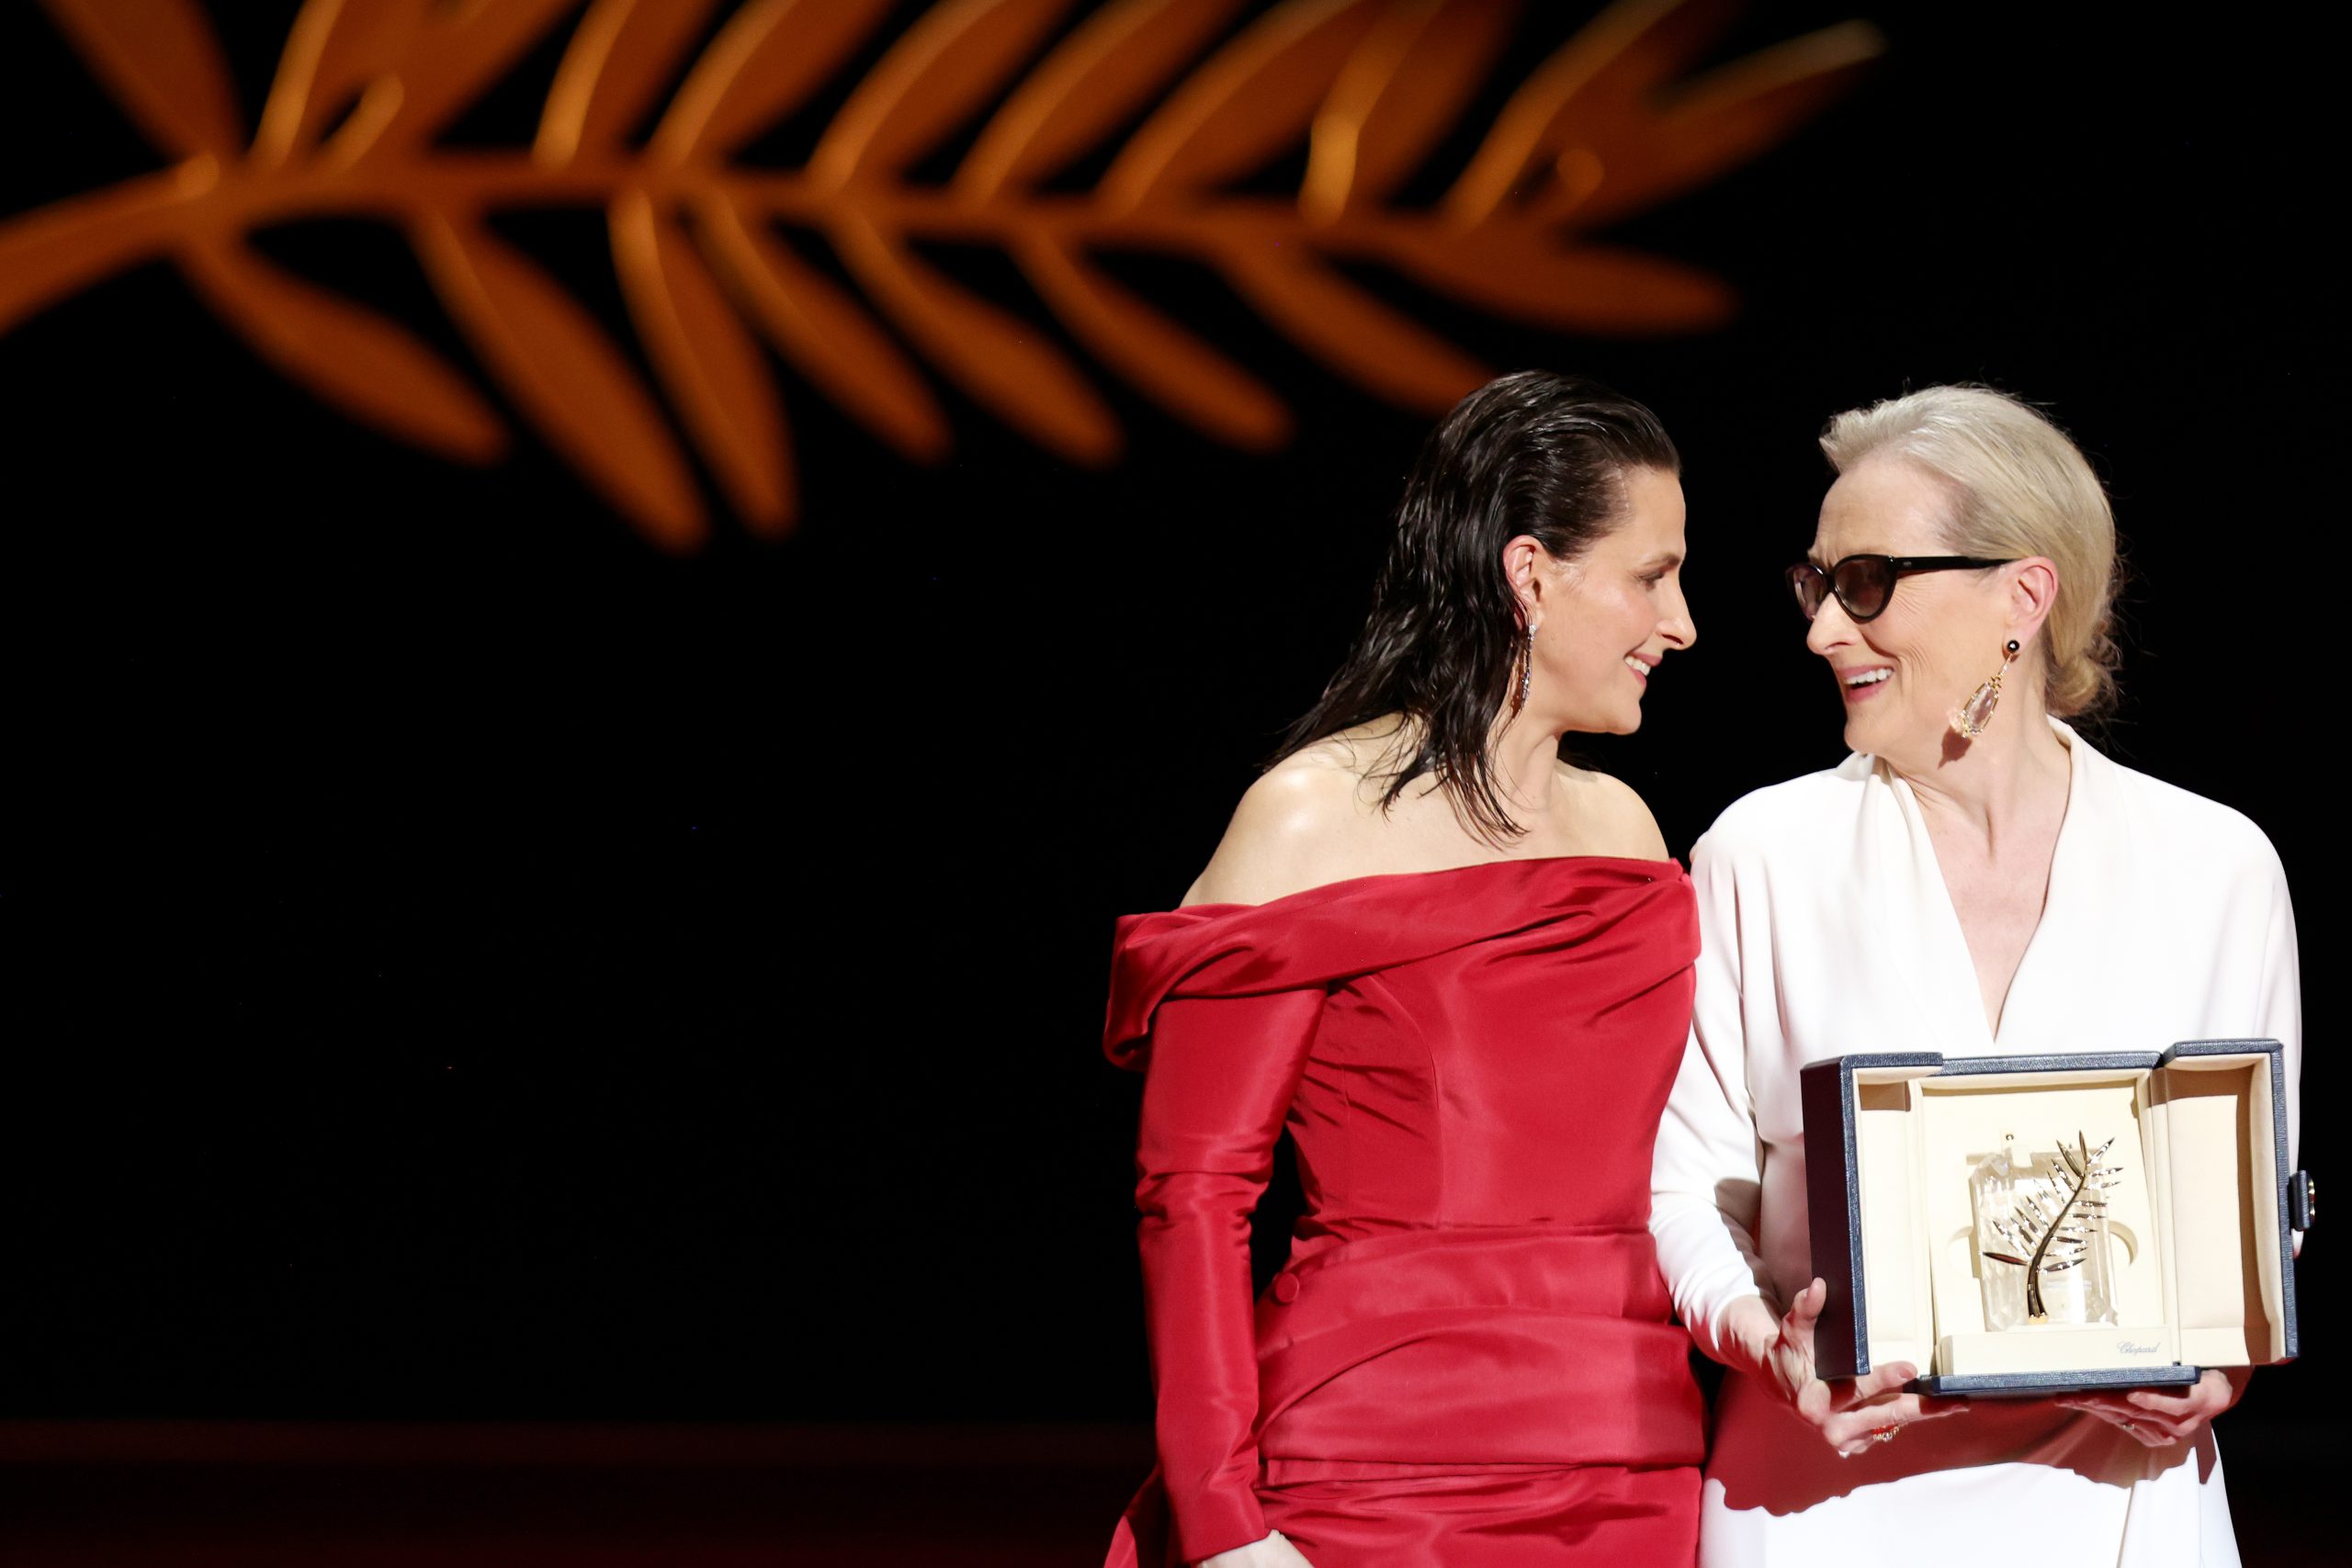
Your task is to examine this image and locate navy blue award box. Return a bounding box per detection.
[1801,1040,2312,1397]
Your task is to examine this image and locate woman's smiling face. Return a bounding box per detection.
[1535,465,1695,736]
[1804,457,2023,769]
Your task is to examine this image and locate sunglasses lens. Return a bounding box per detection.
[1787,566,1823,618]
[1832,557,1893,619]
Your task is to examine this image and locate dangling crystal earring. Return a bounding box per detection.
[1510,625,1534,713]
[1951,638,2022,739]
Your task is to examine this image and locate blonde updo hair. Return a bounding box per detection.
[1820,386,2121,719]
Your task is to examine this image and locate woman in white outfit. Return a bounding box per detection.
[1650,385,2301,1566]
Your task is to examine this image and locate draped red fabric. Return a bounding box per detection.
[1102,858,1706,1568]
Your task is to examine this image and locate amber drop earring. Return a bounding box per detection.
[1951,638,2021,739]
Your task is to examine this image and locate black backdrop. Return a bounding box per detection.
[0,0,2333,1440]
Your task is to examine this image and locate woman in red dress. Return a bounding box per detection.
[1102,371,1705,1568]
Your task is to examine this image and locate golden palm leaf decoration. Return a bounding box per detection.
[1981,1131,2121,1321]
[0,0,1883,549]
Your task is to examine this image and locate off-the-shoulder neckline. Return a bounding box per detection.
[1171,852,1683,915]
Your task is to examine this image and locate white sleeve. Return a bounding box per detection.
[2256,845,2302,1246]
[1652,829,1775,1365]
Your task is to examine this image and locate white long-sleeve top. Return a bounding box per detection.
[1653,721,2300,1567]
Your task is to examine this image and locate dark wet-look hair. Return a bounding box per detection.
[1275,369,1679,843]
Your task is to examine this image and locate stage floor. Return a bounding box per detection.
[0,1421,2330,1563]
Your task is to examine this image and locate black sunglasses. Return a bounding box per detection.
[1786,554,2018,623]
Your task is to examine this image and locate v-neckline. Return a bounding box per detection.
[1884,721,2081,1050]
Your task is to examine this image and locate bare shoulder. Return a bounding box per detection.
[1553,761,1670,860]
[1183,740,1383,908]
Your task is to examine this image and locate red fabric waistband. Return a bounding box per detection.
[1250,1225,1704,1470]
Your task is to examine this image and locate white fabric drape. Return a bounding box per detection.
[1653,720,2300,1567]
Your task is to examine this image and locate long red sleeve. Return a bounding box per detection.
[1133,985,1325,1563]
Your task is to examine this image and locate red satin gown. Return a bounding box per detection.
[1102,856,1705,1568]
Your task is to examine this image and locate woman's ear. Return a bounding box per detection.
[2007,556,2060,645]
[1500,535,1546,629]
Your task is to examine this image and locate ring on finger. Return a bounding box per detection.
[1869,1426,1898,1445]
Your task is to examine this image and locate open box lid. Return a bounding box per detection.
[1800,1040,2302,1395]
